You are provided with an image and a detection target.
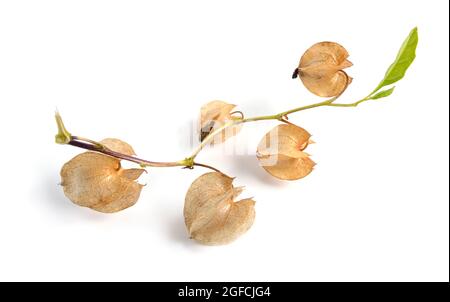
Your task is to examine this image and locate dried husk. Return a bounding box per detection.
[199,100,242,144]
[295,42,352,97]
[184,172,255,245]
[257,124,315,180]
[60,138,145,213]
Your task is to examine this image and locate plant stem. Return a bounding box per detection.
[68,137,183,168]
[186,75,355,161]
[55,112,226,173]
[192,162,223,173]
[327,96,371,107]
[187,96,338,160]
[188,120,236,160]
[276,97,338,116]
[56,85,376,174]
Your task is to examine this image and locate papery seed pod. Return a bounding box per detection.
[257,124,315,180]
[199,100,242,144]
[293,42,352,97]
[184,172,255,245]
[60,138,145,213]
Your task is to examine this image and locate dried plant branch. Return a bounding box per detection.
[55,88,391,172]
[54,27,418,245]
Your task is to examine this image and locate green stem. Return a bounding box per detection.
[276,97,338,116]
[187,96,338,160]
[186,88,384,162]
[56,88,376,173]
[189,120,236,160]
[327,96,371,107]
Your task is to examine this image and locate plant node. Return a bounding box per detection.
[181,157,195,168]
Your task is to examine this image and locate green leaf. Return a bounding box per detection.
[369,87,395,100]
[371,27,418,95]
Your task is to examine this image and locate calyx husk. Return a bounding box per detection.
[60,138,145,213]
[184,172,255,245]
[257,124,315,180]
[294,41,352,97]
[199,100,242,144]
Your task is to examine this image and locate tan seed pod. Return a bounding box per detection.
[199,100,242,144]
[257,124,315,180]
[60,138,145,213]
[293,41,352,97]
[184,172,255,245]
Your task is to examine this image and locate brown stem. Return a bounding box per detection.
[68,138,182,167]
[192,162,223,173]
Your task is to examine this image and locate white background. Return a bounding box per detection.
[0,0,448,282]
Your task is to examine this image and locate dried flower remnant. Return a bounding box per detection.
[184,172,255,245]
[257,124,315,180]
[199,100,242,144]
[60,138,145,213]
[293,42,352,97]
